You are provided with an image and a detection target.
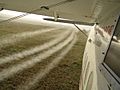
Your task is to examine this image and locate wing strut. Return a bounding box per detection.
[73,24,88,37]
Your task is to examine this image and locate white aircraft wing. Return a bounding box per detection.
[0,0,120,24]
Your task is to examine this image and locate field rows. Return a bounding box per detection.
[0,22,86,90]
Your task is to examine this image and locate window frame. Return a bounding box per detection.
[100,15,120,85]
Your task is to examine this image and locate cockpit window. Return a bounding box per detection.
[104,17,120,78]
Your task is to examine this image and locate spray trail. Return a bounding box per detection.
[0,28,60,49]
[0,31,75,82]
[17,34,77,90]
[0,30,71,65]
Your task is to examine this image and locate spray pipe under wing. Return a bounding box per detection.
[43,18,94,26]
[43,18,92,37]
